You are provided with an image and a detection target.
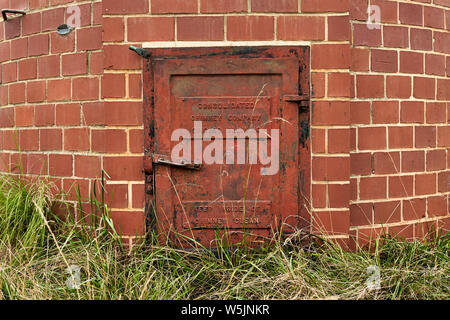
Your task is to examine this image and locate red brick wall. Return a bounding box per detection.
[0,0,448,248]
[349,0,450,249]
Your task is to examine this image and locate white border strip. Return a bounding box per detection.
[142,41,311,48]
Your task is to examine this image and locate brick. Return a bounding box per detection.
[415,173,436,195]
[311,128,325,153]
[128,17,175,42]
[18,58,37,81]
[201,0,247,13]
[62,52,87,76]
[104,184,129,209]
[10,153,27,173]
[327,73,350,97]
[328,184,350,208]
[103,156,144,181]
[425,54,446,76]
[35,104,54,127]
[28,34,49,57]
[350,152,371,175]
[389,175,414,198]
[427,196,447,217]
[5,17,20,39]
[151,0,197,13]
[0,42,10,62]
[356,75,384,98]
[104,45,141,70]
[92,1,102,25]
[371,49,397,73]
[62,179,90,202]
[415,126,436,147]
[15,106,34,127]
[11,38,27,60]
[374,201,401,224]
[103,0,148,14]
[311,44,350,69]
[312,184,326,208]
[277,16,324,41]
[56,103,80,126]
[353,23,381,46]
[410,28,432,51]
[40,128,62,151]
[129,129,144,153]
[28,154,48,175]
[132,184,145,209]
[19,129,39,151]
[438,171,449,193]
[105,102,143,126]
[302,0,348,12]
[89,51,104,75]
[373,152,400,174]
[383,26,409,48]
[360,177,387,200]
[49,154,72,177]
[311,73,325,98]
[312,210,350,236]
[77,26,102,51]
[178,17,224,41]
[64,128,90,151]
[2,62,17,83]
[402,151,425,172]
[312,156,350,181]
[51,31,74,53]
[38,55,60,78]
[42,7,65,32]
[372,101,399,124]
[403,198,426,221]
[424,6,444,29]
[103,17,124,42]
[91,129,127,153]
[399,2,423,26]
[413,77,435,100]
[426,149,446,171]
[386,76,411,99]
[401,101,424,123]
[350,48,369,72]
[109,211,145,236]
[72,77,99,101]
[0,108,15,128]
[9,82,26,104]
[328,15,350,41]
[437,126,450,147]
[27,80,45,103]
[371,0,398,23]
[129,74,142,99]
[350,0,368,20]
[434,32,450,54]
[350,203,372,226]
[358,127,386,150]
[328,129,350,153]
[47,79,71,102]
[226,16,272,41]
[437,79,450,100]
[82,102,105,126]
[102,73,125,98]
[350,101,370,124]
[75,155,101,178]
[388,126,413,149]
[400,51,424,74]
[311,101,349,126]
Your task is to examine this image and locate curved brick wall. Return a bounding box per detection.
[0,0,448,249]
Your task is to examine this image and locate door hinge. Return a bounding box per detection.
[144,154,202,174]
[283,95,310,112]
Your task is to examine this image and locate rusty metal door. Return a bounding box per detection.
[143,47,310,247]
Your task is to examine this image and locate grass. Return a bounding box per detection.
[0,173,448,300]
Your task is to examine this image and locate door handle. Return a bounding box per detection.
[144,154,202,174]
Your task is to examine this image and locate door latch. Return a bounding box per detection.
[283,95,310,112]
[144,154,202,174]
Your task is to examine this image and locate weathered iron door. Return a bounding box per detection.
[144,47,310,247]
